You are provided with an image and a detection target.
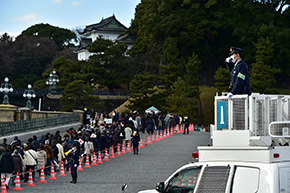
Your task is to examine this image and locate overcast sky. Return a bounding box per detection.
[1,0,140,38]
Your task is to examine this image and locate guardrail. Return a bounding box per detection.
[0,113,78,137]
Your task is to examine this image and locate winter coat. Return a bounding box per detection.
[111,131,118,147]
[12,153,24,173]
[44,144,54,159]
[84,141,94,155]
[147,119,155,131]
[69,149,80,167]
[99,135,107,151]
[50,144,59,160]
[24,149,38,166]
[131,133,140,145]
[91,138,99,152]
[124,127,132,141]
[0,152,15,173]
[36,150,47,169]
[56,143,65,162]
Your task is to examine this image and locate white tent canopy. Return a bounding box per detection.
[145,106,161,114]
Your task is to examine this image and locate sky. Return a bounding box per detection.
[1,0,141,38]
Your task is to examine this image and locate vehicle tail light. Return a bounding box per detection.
[192,151,199,159]
[273,153,279,158]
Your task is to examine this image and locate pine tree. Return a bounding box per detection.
[214,66,230,95]
[166,53,202,124]
[60,80,104,112]
[126,72,158,112]
[250,37,281,93]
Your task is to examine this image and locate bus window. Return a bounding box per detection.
[165,167,201,193]
[232,166,259,193]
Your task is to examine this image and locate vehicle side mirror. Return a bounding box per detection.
[155,182,165,192]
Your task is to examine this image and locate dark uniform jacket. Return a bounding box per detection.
[227,59,251,95]
[70,149,80,167]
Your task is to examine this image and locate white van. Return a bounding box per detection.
[138,93,290,193]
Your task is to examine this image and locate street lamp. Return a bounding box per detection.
[46,69,59,94]
[23,84,36,109]
[0,77,13,104]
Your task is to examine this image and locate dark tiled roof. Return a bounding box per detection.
[116,33,135,44]
[75,37,92,51]
[81,15,128,34]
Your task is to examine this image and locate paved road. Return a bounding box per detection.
[6,129,210,193]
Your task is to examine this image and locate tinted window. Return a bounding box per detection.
[165,167,201,193]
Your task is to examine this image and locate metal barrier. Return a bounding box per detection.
[0,113,78,137]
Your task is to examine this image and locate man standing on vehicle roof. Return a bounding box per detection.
[224,47,252,99]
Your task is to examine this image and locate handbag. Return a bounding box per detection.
[90,149,93,153]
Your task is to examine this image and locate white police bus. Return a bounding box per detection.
[138,93,290,193]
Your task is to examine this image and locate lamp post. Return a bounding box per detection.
[46,69,59,94]
[23,84,36,109]
[0,77,13,104]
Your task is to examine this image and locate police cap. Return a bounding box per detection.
[229,47,245,56]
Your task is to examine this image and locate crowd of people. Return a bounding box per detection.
[0,110,189,187]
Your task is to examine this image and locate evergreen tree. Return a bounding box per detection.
[184,53,202,124]
[86,36,128,91]
[21,23,77,50]
[250,37,281,93]
[60,80,104,112]
[158,37,185,110]
[126,72,158,112]
[166,53,202,123]
[214,66,230,94]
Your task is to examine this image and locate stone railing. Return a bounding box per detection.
[0,104,84,137]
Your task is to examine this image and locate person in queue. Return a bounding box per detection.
[0,149,15,189]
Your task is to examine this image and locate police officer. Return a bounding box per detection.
[225,47,251,99]
[69,143,80,184]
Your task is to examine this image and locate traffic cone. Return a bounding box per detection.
[103,148,110,161]
[84,154,91,168]
[68,166,71,174]
[203,127,205,132]
[152,133,155,142]
[49,163,57,180]
[58,161,67,176]
[12,172,23,190]
[167,128,170,137]
[97,150,103,164]
[121,142,126,154]
[193,173,197,185]
[144,135,148,146]
[139,137,144,148]
[163,130,167,139]
[26,169,36,186]
[116,143,121,156]
[110,146,116,158]
[1,174,7,193]
[188,176,193,186]
[38,165,47,183]
[91,152,98,165]
[126,142,131,152]
[147,135,151,145]
[181,178,185,187]
[156,131,160,141]
[171,127,174,136]
[77,156,84,171]
[160,131,163,140]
